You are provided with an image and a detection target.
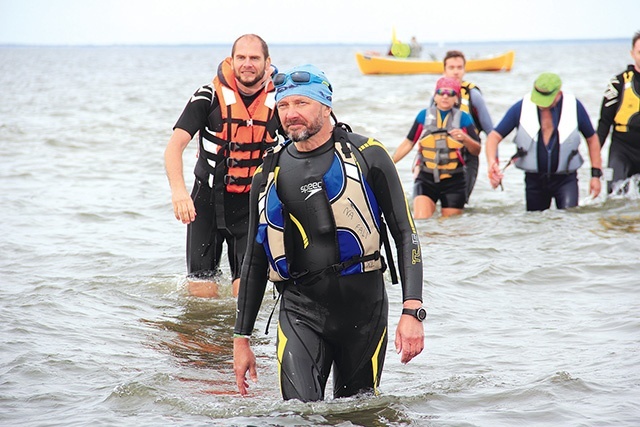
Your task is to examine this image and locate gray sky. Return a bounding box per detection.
[1,0,638,45]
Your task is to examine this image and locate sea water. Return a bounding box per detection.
[1,40,639,426]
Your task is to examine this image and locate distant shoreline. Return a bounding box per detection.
[0,38,628,49]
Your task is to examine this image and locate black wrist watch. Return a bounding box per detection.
[591,167,603,178]
[402,307,427,321]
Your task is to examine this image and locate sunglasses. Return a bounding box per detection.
[273,71,332,91]
[435,88,457,97]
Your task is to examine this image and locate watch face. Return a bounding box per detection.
[416,308,427,321]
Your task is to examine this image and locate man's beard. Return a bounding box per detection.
[235,68,265,88]
[285,111,324,142]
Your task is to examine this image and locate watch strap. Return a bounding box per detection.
[402,307,426,321]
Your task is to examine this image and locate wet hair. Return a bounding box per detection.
[443,50,466,66]
[231,34,270,59]
[633,31,640,48]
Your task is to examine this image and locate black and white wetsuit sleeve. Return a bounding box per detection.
[597,71,624,147]
[234,168,270,337]
[173,84,216,137]
[355,136,423,302]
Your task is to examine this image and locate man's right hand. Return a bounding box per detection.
[488,162,504,189]
[233,337,257,396]
[171,189,196,224]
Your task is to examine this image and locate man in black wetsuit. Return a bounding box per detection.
[597,31,640,193]
[233,64,425,402]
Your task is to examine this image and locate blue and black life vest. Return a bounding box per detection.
[256,125,397,286]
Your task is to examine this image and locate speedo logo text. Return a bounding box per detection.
[301,181,323,200]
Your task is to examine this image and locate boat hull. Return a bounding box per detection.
[355,50,515,75]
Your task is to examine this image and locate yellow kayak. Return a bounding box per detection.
[355,50,515,75]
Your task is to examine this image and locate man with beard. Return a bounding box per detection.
[165,34,281,298]
[233,64,425,401]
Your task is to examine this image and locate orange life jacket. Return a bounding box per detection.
[198,57,278,193]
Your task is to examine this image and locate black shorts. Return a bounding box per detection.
[186,179,249,280]
[413,170,466,209]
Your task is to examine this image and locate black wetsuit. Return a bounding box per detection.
[234,129,422,401]
[597,65,640,192]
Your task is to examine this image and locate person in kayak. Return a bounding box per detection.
[393,76,481,219]
[164,34,282,298]
[233,64,424,402]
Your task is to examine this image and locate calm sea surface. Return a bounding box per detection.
[1,41,639,426]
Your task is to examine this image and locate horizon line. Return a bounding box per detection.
[0,37,629,48]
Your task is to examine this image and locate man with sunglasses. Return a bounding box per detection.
[164,34,281,298]
[233,64,424,401]
[485,72,602,211]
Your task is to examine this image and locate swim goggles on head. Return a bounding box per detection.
[273,71,332,92]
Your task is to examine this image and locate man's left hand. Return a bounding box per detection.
[395,307,425,364]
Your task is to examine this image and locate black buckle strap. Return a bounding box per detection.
[289,251,381,287]
[223,175,253,186]
[330,251,380,274]
[231,117,268,127]
[226,157,264,168]
[228,141,264,152]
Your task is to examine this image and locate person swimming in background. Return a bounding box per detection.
[233,64,424,402]
[392,77,481,219]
